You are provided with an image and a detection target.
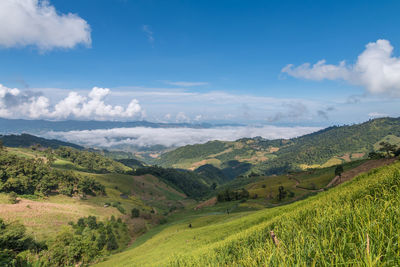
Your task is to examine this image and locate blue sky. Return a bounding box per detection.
[1,0,400,126]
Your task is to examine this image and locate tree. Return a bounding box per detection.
[379,142,397,157]
[278,186,286,201]
[335,165,344,181]
[368,151,383,160]
[211,182,217,190]
[131,208,140,218]
[106,232,118,251]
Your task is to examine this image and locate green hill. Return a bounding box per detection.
[0,133,83,149]
[155,117,400,177]
[96,158,400,266]
[0,143,198,265]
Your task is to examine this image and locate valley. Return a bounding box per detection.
[0,117,400,266]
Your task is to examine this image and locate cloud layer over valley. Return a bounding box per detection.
[45,125,321,148]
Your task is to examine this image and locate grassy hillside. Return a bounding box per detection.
[97,158,400,266]
[156,117,400,177]
[0,146,192,241]
[0,133,83,149]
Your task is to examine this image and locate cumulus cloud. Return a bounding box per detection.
[175,112,190,123]
[0,84,143,120]
[45,125,321,148]
[282,39,400,96]
[164,81,209,87]
[0,0,91,50]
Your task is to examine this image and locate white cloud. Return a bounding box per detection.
[282,39,400,96]
[164,81,209,87]
[0,84,143,120]
[45,125,321,148]
[0,0,91,50]
[175,112,190,123]
[368,112,388,118]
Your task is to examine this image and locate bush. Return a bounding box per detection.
[131,208,140,218]
[8,192,18,204]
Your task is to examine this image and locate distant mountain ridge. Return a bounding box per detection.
[0,118,240,134]
[155,117,400,176]
[0,133,84,149]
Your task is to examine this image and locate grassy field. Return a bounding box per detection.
[0,147,191,241]
[0,194,121,240]
[97,159,400,266]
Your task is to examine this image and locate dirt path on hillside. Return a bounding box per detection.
[194,197,217,210]
[290,177,324,192]
[290,158,397,193]
[326,158,397,188]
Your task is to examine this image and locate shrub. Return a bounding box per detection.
[131,208,140,218]
[8,192,18,204]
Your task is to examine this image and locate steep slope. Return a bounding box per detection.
[97,159,400,266]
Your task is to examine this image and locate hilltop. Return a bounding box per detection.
[155,117,400,177]
[0,133,83,149]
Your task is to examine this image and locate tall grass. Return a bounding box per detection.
[170,162,400,266]
[98,160,400,266]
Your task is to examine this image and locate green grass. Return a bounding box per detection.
[295,159,367,190]
[97,159,400,266]
[0,148,190,241]
[374,134,400,150]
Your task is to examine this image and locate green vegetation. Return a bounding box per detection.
[134,166,211,199]
[0,133,83,149]
[216,188,249,202]
[116,158,144,168]
[55,146,131,174]
[97,159,400,266]
[156,117,400,177]
[0,218,43,266]
[0,148,104,197]
[0,215,128,267]
[193,164,228,184]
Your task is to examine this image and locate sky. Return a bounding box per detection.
[1,0,400,127]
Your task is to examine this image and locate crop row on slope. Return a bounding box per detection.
[98,159,400,266]
[170,160,400,266]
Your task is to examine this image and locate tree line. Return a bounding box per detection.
[0,146,104,197]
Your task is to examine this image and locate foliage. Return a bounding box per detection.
[32,216,129,266]
[131,208,140,218]
[0,218,43,266]
[217,188,249,202]
[378,141,398,157]
[55,146,130,174]
[98,160,400,266]
[0,133,83,150]
[0,149,105,197]
[156,118,400,177]
[8,192,18,204]
[368,151,384,159]
[334,165,344,177]
[194,164,229,184]
[134,166,211,199]
[117,158,144,169]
